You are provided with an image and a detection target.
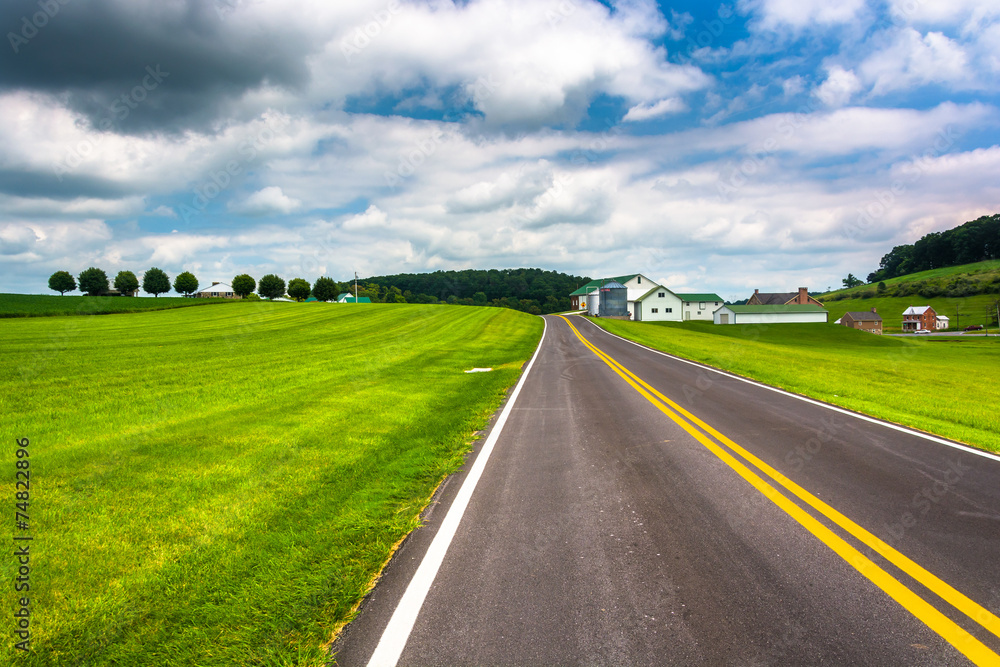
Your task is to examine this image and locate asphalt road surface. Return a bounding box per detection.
[332,314,1000,666]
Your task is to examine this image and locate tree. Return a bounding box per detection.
[232,274,256,298]
[142,267,171,297]
[258,274,286,300]
[173,271,199,296]
[48,271,76,295]
[287,278,311,301]
[312,276,338,302]
[842,274,863,289]
[78,267,109,296]
[114,270,139,296]
[473,291,488,305]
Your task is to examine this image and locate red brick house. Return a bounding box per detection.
[840,308,883,334]
[902,305,937,331]
[747,287,824,307]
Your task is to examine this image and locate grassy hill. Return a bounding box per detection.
[0,303,542,666]
[817,261,1000,331]
[587,319,1000,452]
[0,293,236,318]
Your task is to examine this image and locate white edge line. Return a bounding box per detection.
[365,317,548,667]
[573,315,1000,465]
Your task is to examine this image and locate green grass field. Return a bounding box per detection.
[0,293,235,318]
[586,318,1000,452]
[0,303,542,665]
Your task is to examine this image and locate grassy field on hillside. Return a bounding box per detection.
[822,260,1000,300]
[0,293,235,317]
[821,293,999,331]
[0,303,542,666]
[586,318,1000,451]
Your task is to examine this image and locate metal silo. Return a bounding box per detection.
[598,280,628,317]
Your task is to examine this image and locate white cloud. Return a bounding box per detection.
[859,29,970,95]
[814,66,863,107]
[742,0,867,30]
[228,187,302,216]
[623,98,688,122]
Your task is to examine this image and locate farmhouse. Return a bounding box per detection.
[901,306,938,331]
[714,304,828,325]
[196,282,239,299]
[840,308,883,334]
[747,287,824,307]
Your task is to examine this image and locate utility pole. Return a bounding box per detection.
[354,271,358,303]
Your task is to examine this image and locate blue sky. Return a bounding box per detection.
[1,0,998,300]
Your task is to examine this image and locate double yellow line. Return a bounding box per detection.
[559,315,1000,665]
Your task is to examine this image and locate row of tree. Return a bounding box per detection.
[867,214,1000,283]
[48,266,592,314]
[48,267,193,297]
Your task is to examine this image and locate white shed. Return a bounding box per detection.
[714,304,828,324]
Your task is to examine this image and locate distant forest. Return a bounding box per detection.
[869,214,1000,282]
[352,268,590,315]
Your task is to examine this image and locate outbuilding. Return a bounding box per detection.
[714,304,828,325]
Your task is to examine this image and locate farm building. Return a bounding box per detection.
[901,306,938,331]
[747,287,824,307]
[571,274,658,313]
[936,315,950,329]
[632,286,683,322]
[571,274,721,322]
[840,308,883,334]
[196,282,239,299]
[597,281,629,317]
[336,293,372,304]
[714,304,828,325]
[676,293,724,321]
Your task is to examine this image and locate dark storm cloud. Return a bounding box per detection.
[1,0,314,133]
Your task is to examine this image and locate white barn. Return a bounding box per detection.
[714,304,828,324]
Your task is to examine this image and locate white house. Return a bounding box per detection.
[714,304,828,324]
[936,315,950,330]
[676,293,724,321]
[196,282,238,299]
[632,286,683,321]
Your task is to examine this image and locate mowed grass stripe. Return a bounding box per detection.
[0,303,542,666]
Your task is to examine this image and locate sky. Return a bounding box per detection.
[1,0,999,301]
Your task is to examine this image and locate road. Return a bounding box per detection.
[332,314,1000,666]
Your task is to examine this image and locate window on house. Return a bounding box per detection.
[665,308,672,313]
[658,292,665,298]
[651,308,658,313]
[700,302,706,309]
[638,276,641,283]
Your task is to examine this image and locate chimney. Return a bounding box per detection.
[798,287,808,303]
[212,281,219,286]
[754,289,759,296]
[871,307,877,313]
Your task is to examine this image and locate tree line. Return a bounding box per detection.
[356,268,590,314]
[47,266,592,313]
[867,214,1000,283]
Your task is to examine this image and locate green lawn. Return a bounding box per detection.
[0,293,236,318]
[586,319,1000,452]
[0,303,542,665]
